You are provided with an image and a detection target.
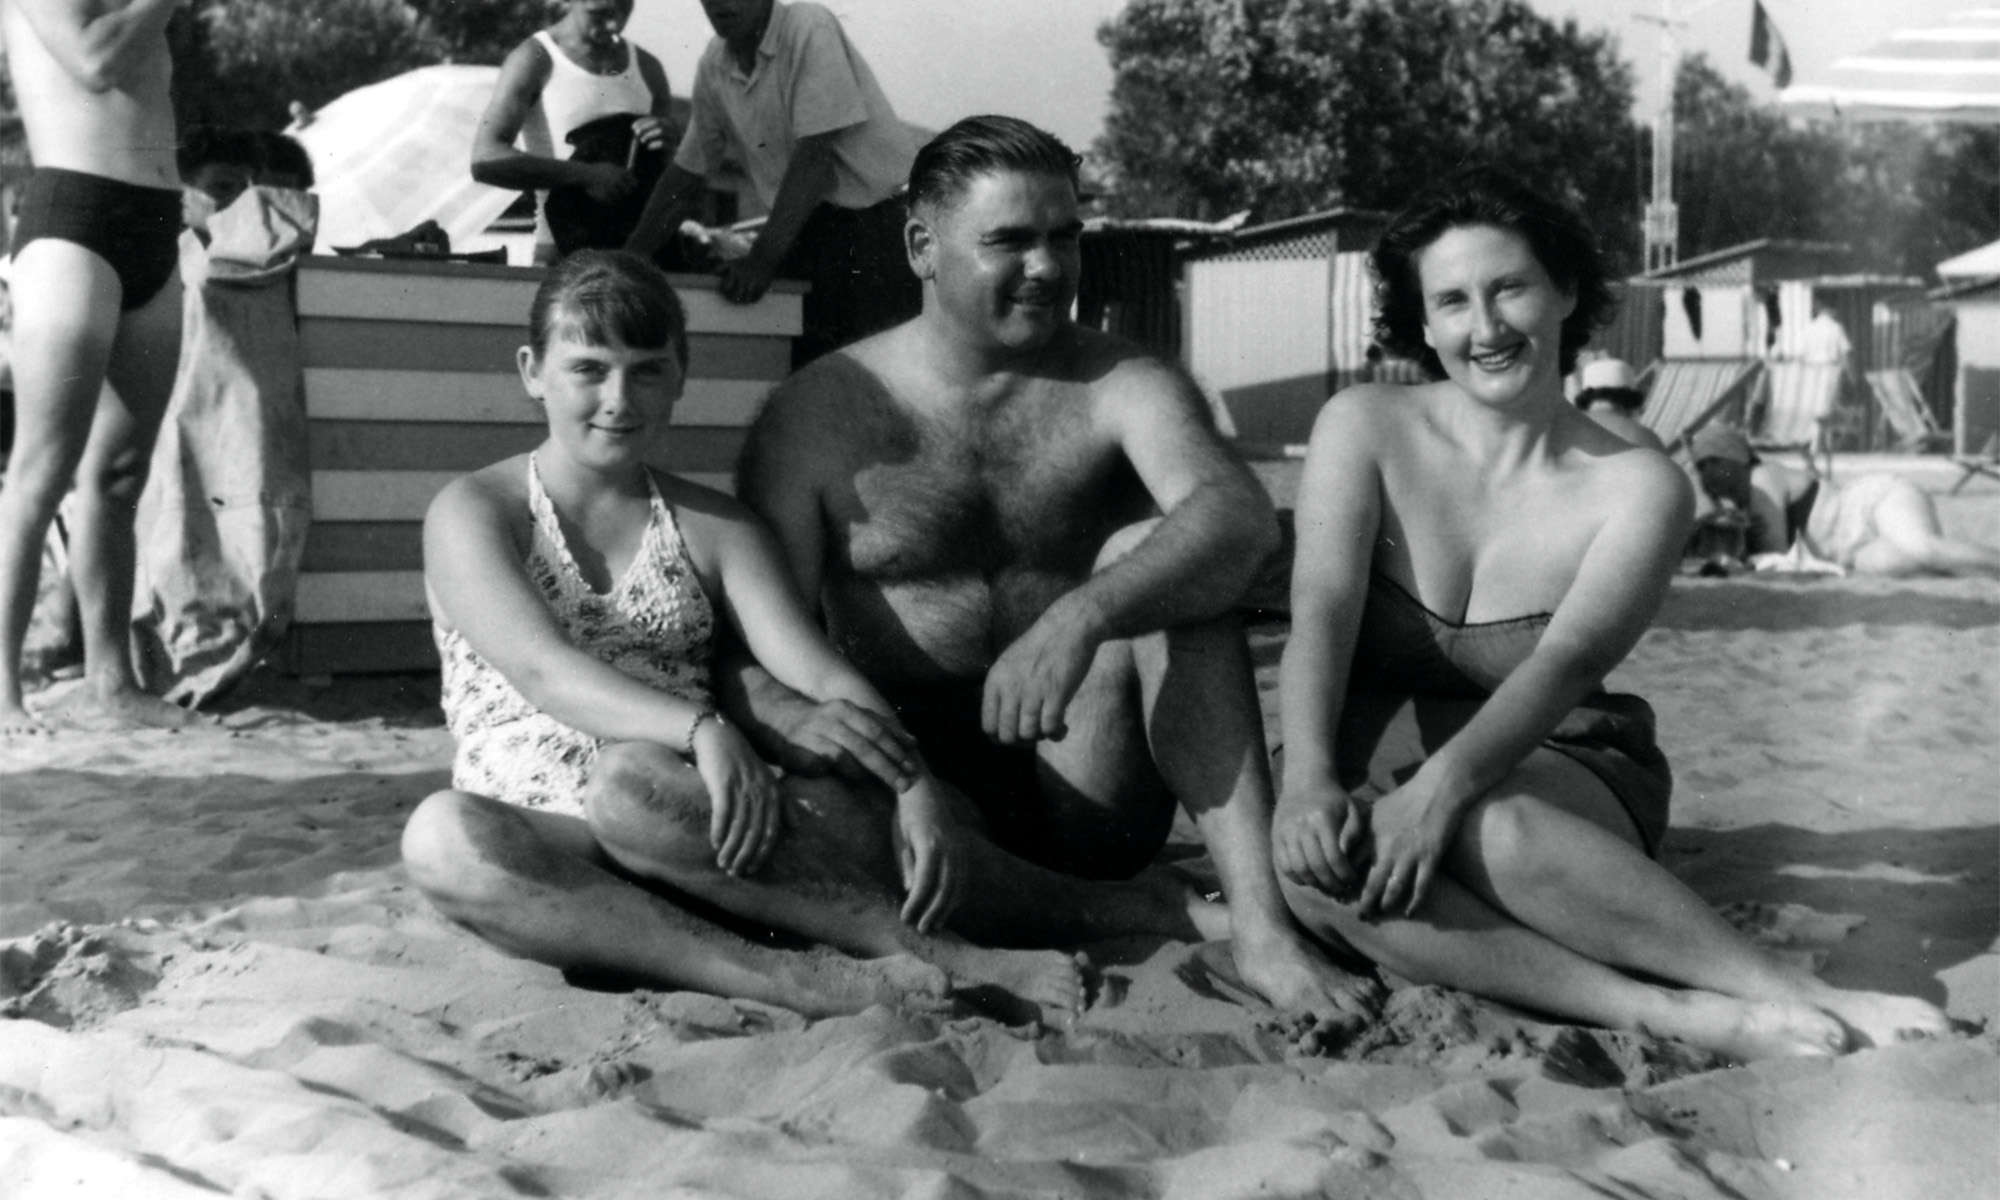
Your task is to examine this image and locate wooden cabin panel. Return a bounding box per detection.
[302,369,772,427]
[307,421,746,474]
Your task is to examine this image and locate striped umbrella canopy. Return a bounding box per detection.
[1780,7,2000,122]
[286,64,519,254]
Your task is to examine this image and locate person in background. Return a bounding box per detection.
[472,0,672,264]
[1689,425,2000,577]
[624,0,921,364]
[1573,356,1666,453]
[177,124,261,239]
[0,0,194,734]
[1274,167,1950,1061]
[251,130,315,191]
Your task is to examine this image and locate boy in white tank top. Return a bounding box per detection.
[472,0,673,261]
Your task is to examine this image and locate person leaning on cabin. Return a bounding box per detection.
[471,0,673,264]
[1573,356,1667,453]
[1689,425,2000,577]
[623,0,922,364]
[1272,166,1951,1060]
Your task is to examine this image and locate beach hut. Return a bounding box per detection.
[1076,217,1237,360]
[1628,240,1923,451]
[1181,209,1388,448]
[284,258,801,676]
[1930,275,2000,459]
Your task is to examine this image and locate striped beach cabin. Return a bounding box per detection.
[286,255,802,676]
[1181,209,1388,449]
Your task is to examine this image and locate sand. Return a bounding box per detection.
[3,458,1997,1199]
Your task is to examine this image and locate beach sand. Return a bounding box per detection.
[3,460,1996,1199]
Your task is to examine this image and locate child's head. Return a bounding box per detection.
[253,130,316,190]
[527,250,689,370]
[179,124,261,212]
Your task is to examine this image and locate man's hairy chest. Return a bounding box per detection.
[825,403,1147,584]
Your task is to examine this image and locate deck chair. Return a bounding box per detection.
[1953,433,2000,494]
[1867,368,1950,452]
[1640,359,1764,457]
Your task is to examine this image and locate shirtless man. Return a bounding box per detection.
[723,116,1378,1027]
[0,0,194,733]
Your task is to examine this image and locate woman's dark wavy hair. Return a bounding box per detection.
[528,249,688,369]
[907,114,1082,215]
[1370,166,1615,378]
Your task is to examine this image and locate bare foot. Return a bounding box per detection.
[0,703,50,737]
[927,941,1088,1024]
[1234,932,1383,1033]
[100,686,204,730]
[1805,987,1953,1049]
[1643,987,1848,1062]
[790,952,950,1019]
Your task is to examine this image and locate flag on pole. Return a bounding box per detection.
[1750,1,1794,88]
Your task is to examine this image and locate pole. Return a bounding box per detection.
[1642,0,1680,272]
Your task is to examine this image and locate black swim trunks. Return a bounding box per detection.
[883,679,1046,861]
[12,167,181,311]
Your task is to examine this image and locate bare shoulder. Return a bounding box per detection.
[1073,329,1208,418]
[1308,381,1433,448]
[746,335,914,465]
[1575,423,1692,523]
[427,456,529,532]
[655,467,759,532]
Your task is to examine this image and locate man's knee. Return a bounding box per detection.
[582,740,710,861]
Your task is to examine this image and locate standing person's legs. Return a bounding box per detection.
[0,241,122,731]
[67,268,193,726]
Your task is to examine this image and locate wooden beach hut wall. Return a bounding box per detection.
[1626,240,1925,450]
[285,256,801,676]
[1932,276,2000,458]
[1181,209,1387,448]
[1076,219,1232,360]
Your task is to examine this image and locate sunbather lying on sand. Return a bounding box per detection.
[1690,425,2000,577]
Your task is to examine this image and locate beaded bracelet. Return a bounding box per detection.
[684,708,720,758]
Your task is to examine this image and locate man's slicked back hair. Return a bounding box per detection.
[907,115,1082,216]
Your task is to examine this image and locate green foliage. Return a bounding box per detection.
[170,0,554,132]
[1673,54,2000,279]
[1095,0,1642,266]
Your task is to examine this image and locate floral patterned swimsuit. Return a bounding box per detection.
[435,456,716,815]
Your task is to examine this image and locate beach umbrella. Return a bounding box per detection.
[286,64,518,254]
[1779,8,2000,123]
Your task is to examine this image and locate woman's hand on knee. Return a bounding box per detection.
[1272,776,1366,898]
[1355,785,1454,919]
[691,717,784,876]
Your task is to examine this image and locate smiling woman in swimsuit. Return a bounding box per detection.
[399,250,1082,1021]
[1272,168,1951,1062]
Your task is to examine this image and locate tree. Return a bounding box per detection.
[1672,54,2000,279]
[171,0,553,133]
[1095,0,1643,266]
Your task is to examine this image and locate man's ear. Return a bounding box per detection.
[906,214,937,281]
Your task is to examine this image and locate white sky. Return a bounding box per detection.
[625,0,1975,152]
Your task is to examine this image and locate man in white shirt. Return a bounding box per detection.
[626,0,921,362]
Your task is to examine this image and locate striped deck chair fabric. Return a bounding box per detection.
[1639,359,1763,455]
[1867,368,1949,451]
[1755,362,1846,449]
